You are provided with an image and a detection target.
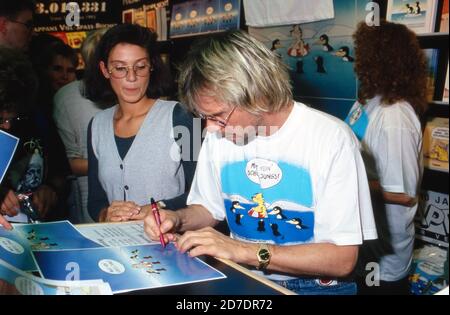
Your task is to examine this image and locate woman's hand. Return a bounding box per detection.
[102,201,141,222]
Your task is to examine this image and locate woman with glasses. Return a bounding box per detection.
[84,24,196,222]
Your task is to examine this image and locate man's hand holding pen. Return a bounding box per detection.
[144,205,180,245]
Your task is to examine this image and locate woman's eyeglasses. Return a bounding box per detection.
[108,63,152,79]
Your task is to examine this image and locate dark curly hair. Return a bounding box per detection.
[0,47,37,114]
[353,21,428,115]
[83,24,172,106]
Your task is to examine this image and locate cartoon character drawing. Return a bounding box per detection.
[257,219,266,232]
[27,229,36,241]
[314,56,326,73]
[271,39,283,59]
[230,200,245,225]
[31,242,58,250]
[287,25,309,57]
[406,3,414,14]
[429,143,449,162]
[270,223,281,237]
[318,34,333,52]
[286,218,308,230]
[248,193,268,218]
[335,46,354,62]
[415,2,421,14]
[268,206,287,220]
[132,261,154,269]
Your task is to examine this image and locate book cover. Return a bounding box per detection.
[423,117,449,172]
[387,0,438,33]
[170,0,240,39]
[423,48,439,101]
[0,130,19,185]
[415,190,448,247]
[443,63,449,102]
[439,0,449,32]
[133,9,146,27]
[146,9,157,32]
[122,9,133,24]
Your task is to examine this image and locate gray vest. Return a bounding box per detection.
[91,100,184,206]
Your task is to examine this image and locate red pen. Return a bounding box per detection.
[151,198,166,248]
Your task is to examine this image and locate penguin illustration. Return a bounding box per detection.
[335,46,354,62]
[319,34,333,52]
[143,256,153,259]
[230,201,245,213]
[314,56,326,73]
[286,218,308,229]
[406,3,414,14]
[415,2,421,14]
[270,223,281,237]
[296,60,304,74]
[257,219,266,232]
[268,206,287,220]
[39,237,49,241]
[27,230,36,241]
[235,213,244,225]
[271,39,283,59]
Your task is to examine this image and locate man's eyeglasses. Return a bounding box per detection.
[108,63,152,79]
[196,105,237,128]
[8,19,34,31]
[0,116,27,125]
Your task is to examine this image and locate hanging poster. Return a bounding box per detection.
[170,0,240,38]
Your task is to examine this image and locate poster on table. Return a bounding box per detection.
[34,243,226,293]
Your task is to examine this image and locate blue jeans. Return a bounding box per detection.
[273,278,357,295]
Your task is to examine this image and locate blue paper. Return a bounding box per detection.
[34,243,226,293]
[0,129,19,184]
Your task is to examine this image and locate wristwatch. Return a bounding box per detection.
[256,243,271,270]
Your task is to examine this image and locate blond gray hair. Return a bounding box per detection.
[81,27,109,65]
[178,31,292,114]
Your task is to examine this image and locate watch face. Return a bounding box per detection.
[259,249,270,261]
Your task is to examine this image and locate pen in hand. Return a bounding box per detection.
[150,198,166,248]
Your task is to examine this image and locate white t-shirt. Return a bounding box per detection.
[346,96,423,281]
[188,102,377,280]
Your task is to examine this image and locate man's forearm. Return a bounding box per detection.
[176,204,219,232]
[237,242,358,278]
